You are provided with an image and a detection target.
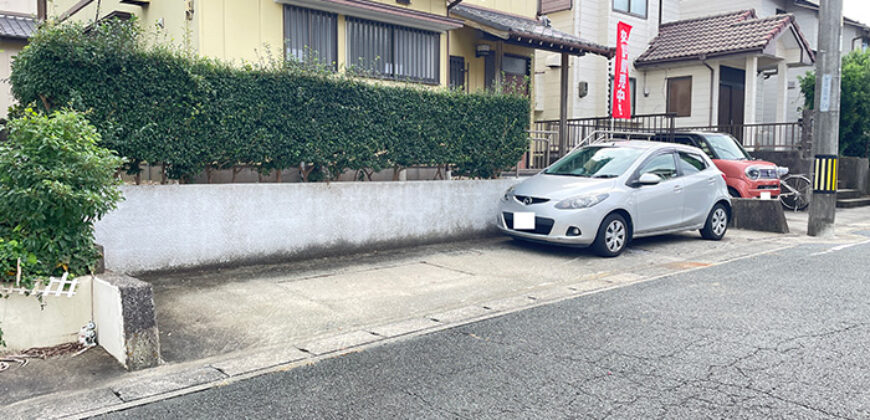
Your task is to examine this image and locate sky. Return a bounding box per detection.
[844,0,870,26]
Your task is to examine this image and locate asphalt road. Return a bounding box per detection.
[101,238,870,419]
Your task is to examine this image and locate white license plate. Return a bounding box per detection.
[513,212,535,230]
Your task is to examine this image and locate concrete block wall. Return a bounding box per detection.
[94,180,520,274]
[94,274,160,370]
[0,277,94,352]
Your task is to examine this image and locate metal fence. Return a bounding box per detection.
[677,122,805,152]
[529,113,677,166]
[527,113,809,168]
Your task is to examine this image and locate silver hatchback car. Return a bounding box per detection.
[498,141,731,257]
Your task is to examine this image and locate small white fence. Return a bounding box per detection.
[0,260,78,298]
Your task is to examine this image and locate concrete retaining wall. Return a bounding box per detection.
[752,151,812,176]
[838,157,869,193]
[94,180,519,274]
[0,277,94,352]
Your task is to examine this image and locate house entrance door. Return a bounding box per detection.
[718,66,745,140]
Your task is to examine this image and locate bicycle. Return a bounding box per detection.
[779,174,812,211]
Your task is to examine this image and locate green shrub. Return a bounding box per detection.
[11,20,531,181]
[799,50,870,157]
[0,110,124,282]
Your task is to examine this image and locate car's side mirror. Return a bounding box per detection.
[638,173,662,186]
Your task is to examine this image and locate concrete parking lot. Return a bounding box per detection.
[148,207,870,364]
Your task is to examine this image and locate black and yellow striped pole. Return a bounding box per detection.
[807,0,842,237]
[812,155,838,194]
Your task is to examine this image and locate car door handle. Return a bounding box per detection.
[674,185,683,193]
[707,177,718,184]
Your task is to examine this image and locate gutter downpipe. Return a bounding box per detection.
[702,56,715,126]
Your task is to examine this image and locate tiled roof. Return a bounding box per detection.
[636,10,812,67]
[450,4,614,58]
[0,13,35,40]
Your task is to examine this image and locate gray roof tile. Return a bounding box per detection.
[636,10,812,67]
[0,14,35,40]
[450,4,614,58]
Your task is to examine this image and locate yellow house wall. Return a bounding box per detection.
[52,0,449,86]
[49,0,195,49]
[461,0,537,17]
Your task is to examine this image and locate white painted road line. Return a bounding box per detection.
[810,239,870,256]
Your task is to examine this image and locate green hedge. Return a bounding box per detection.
[11,21,531,180]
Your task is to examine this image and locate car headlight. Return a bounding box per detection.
[555,193,609,210]
[776,166,789,178]
[502,186,516,201]
[745,166,761,180]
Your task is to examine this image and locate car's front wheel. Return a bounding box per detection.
[592,213,629,257]
[700,203,728,240]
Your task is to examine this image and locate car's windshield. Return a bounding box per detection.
[703,134,751,160]
[545,146,645,178]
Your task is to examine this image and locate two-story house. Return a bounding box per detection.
[681,0,870,128]
[533,0,680,122]
[534,0,866,146]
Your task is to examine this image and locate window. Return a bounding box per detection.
[638,153,677,180]
[284,5,337,69]
[667,76,692,117]
[484,54,531,95]
[347,17,440,84]
[539,0,573,15]
[673,137,696,147]
[449,56,466,90]
[613,0,647,18]
[678,152,708,175]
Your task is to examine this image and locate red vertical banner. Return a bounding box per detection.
[613,22,633,119]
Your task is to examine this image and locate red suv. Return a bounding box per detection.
[652,132,786,198]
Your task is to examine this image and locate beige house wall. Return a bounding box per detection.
[0,0,34,14]
[0,38,26,118]
[636,62,714,127]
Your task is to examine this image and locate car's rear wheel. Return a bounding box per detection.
[592,213,629,257]
[700,203,728,240]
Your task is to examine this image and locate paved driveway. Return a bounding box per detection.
[146,207,870,363]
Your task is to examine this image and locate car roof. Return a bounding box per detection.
[652,131,721,136]
[592,140,702,153]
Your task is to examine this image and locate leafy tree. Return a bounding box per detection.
[0,110,125,285]
[799,50,870,157]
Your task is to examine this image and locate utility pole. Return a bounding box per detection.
[807,0,843,237]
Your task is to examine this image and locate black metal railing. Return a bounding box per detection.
[531,113,677,163]
[676,122,805,151]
